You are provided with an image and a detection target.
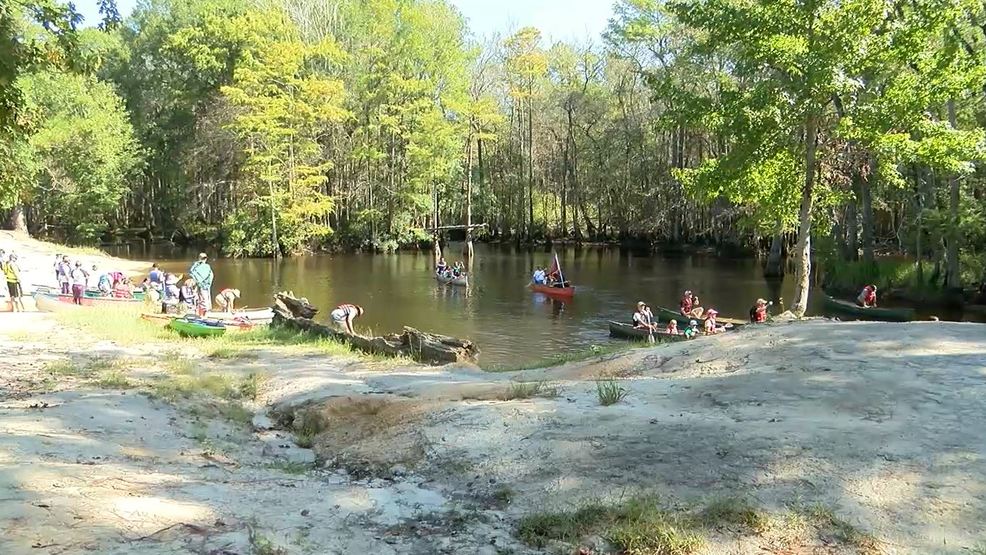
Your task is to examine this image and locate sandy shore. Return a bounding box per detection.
[0,231,149,294]
[1,310,984,554]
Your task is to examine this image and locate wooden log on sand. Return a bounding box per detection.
[271,292,479,365]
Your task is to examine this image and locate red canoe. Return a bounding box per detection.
[529,283,575,298]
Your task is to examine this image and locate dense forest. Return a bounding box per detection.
[3,0,986,310]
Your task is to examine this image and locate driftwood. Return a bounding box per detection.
[271,292,479,365]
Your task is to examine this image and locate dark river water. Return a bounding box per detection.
[103,243,905,367]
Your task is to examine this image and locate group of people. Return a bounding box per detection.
[436,257,465,279]
[145,253,238,315]
[628,289,778,338]
[53,254,135,305]
[531,265,567,287]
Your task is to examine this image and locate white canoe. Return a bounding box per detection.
[204,307,275,323]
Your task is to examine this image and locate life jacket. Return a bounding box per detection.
[680,297,692,314]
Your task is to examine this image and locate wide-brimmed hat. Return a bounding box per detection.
[756,298,767,305]
[198,252,208,260]
[230,288,241,298]
[706,309,719,316]
[637,301,646,308]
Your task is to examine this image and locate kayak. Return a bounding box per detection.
[169,317,227,338]
[655,306,746,327]
[821,294,915,322]
[529,283,575,298]
[608,322,690,342]
[436,274,469,287]
[33,291,144,309]
[144,312,258,331]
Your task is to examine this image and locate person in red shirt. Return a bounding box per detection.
[680,290,703,318]
[857,285,878,307]
[665,319,679,335]
[749,298,770,323]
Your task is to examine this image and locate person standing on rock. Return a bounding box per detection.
[189,253,214,313]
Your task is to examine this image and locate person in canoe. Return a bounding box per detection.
[70,261,89,305]
[704,309,722,335]
[214,288,241,312]
[452,261,464,278]
[179,278,198,313]
[632,301,657,331]
[112,277,134,298]
[532,266,546,285]
[684,319,700,339]
[436,257,448,276]
[680,290,704,319]
[749,298,771,323]
[666,319,679,335]
[857,284,878,308]
[330,303,364,334]
[96,270,113,295]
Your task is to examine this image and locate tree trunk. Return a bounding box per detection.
[945,99,961,288]
[792,117,817,317]
[527,93,535,240]
[845,189,859,261]
[859,159,875,265]
[764,224,784,277]
[464,136,474,262]
[7,205,27,234]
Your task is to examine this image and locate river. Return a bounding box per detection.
[103,243,896,367]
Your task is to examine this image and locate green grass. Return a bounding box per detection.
[517,497,703,554]
[151,372,244,401]
[497,381,559,401]
[96,369,135,389]
[486,343,638,373]
[596,379,628,406]
[699,498,770,534]
[265,460,313,475]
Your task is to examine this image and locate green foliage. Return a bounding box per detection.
[20,70,142,241]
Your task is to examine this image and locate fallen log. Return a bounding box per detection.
[271,292,479,365]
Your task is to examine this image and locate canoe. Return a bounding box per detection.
[34,292,80,313]
[141,313,175,327]
[529,283,575,298]
[33,291,144,310]
[821,294,915,322]
[655,306,746,327]
[34,284,146,301]
[143,312,259,330]
[169,317,227,338]
[608,322,689,342]
[436,274,469,287]
[204,307,274,323]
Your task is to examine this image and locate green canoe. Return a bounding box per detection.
[169,317,227,338]
[608,321,690,342]
[821,294,915,322]
[655,306,746,327]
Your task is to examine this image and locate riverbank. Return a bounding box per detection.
[0,231,149,294]
[2,312,984,554]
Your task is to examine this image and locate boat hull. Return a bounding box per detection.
[608,321,688,342]
[204,307,274,323]
[34,292,143,311]
[821,294,915,322]
[529,283,575,297]
[436,274,469,287]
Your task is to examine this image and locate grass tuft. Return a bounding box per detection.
[596,379,628,406]
[96,370,134,389]
[498,381,558,401]
[699,497,770,534]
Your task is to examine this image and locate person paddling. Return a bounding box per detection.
[632,301,651,329]
[857,285,877,308]
[330,303,363,334]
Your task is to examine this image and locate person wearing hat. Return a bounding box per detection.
[749,298,772,323]
[857,284,878,308]
[330,303,364,334]
[2,253,24,311]
[189,253,215,311]
[70,261,89,305]
[703,309,722,335]
[632,301,657,331]
[56,255,72,294]
[214,288,241,312]
[679,289,704,319]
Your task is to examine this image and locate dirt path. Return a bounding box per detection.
[1,313,985,554]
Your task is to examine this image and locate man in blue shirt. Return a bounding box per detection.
[189,253,215,311]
